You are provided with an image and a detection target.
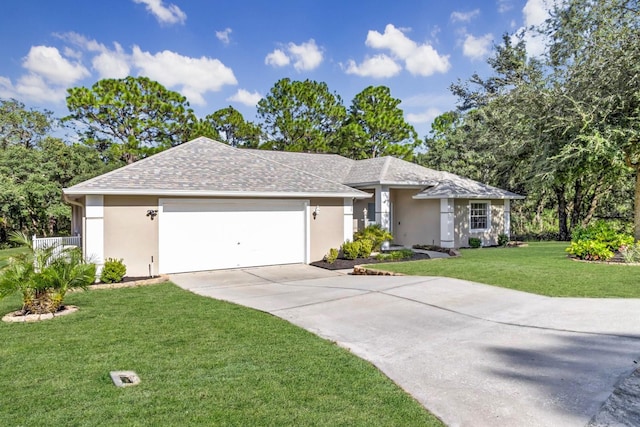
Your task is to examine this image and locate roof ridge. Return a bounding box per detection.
[64,136,227,190]
[379,156,392,181]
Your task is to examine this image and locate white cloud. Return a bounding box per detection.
[264,39,323,71]
[462,33,494,60]
[131,46,237,105]
[133,0,186,25]
[216,28,232,45]
[265,49,290,67]
[450,9,480,23]
[354,24,450,77]
[0,74,67,103]
[497,0,513,13]
[227,89,262,107]
[1,32,237,106]
[288,39,323,71]
[405,45,451,76]
[344,54,402,78]
[406,107,441,124]
[523,0,551,26]
[92,48,130,79]
[22,45,90,86]
[366,24,417,59]
[0,45,89,103]
[517,0,555,57]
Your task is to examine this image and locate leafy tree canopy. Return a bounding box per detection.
[257,78,346,152]
[0,98,53,149]
[204,106,262,148]
[64,76,203,164]
[338,86,419,160]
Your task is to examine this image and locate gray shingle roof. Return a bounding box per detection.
[343,156,441,186]
[413,171,525,200]
[64,137,368,198]
[64,137,523,200]
[246,149,355,182]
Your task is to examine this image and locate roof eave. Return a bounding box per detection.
[346,180,439,188]
[63,188,372,199]
[412,193,525,200]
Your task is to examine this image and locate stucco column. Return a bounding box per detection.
[440,198,455,248]
[343,198,354,242]
[375,185,391,230]
[85,195,104,271]
[504,199,511,239]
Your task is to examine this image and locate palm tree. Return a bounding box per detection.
[0,232,96,315]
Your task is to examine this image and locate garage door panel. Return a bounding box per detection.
[159,199,307,273]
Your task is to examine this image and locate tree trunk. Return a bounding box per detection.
[570,179,583,231]
[635,168,640,241]
[554,185,570,241]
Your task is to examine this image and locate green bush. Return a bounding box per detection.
[566,220,634,261]
[468,237,482,248]
[566,240,614,261]
[358,239,373,258]
[376,249,414,261]
[498,233,509,247]
[324,248,338,264]
[100,258,127,283]
[341,240,361,260]
[354,224,393,251]
[0,232,96,314]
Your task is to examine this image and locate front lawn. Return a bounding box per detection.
[374,241,640,298]
[0,283,442,426]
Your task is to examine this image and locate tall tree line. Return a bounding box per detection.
[0,78,418,244]
[420,0,639,240]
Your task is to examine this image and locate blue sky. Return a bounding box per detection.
[0,0,551,138]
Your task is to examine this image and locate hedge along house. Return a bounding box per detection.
[63,137,523,276]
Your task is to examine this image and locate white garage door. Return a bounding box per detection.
[158,199,308,274]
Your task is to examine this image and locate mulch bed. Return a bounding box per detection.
[311,252,431,270]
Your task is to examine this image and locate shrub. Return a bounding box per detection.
[341,240,361,260]
[571,220,634,251]
[498,233,509,247]
[566,240,614,261]
[100,258,127,283]
[468,237,482,248]
[0,232,96,314]
[324,248,339,264]
[394,248,414,259]
[377,249,414,261]
[566,220,634,261]
[358,239,373,258]
[354,224,393,251]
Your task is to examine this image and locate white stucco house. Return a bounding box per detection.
[63,137,523,276]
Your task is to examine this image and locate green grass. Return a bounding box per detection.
[0,246,27,269]
[375,241,640,297]
[0,283,442,426]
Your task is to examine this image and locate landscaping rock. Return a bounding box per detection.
[352,266,405,276]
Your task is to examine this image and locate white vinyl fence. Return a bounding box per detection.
[32,235,81,251]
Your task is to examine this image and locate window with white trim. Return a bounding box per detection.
[470,202,490,230]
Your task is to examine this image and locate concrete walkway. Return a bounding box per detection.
[171,264,640,427]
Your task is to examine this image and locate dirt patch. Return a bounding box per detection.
[311,252,431,270]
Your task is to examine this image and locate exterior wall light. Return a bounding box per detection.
[313,206,320,219]
[146,209,158,220]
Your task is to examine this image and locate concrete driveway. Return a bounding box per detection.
[171,264,640,427]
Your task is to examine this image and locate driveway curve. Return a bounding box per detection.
[171,264,640,427]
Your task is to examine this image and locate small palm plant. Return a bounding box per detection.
[0,232,96,315]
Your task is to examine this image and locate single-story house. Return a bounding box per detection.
[63,136,523,276]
